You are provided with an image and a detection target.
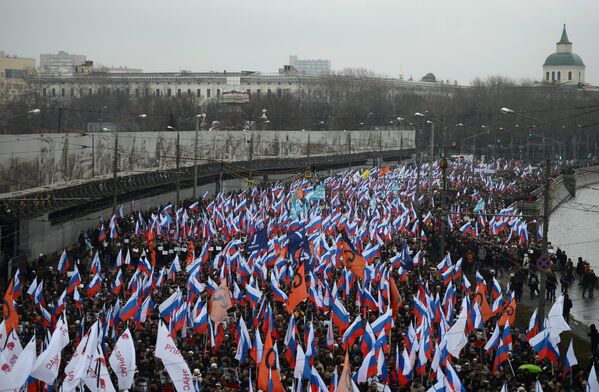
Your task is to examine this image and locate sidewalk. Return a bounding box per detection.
[510,273,596,342]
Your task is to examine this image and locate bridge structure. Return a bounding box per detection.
[0,128,415,268]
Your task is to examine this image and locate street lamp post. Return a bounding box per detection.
[167,125,180,208]
[193,113,205,199]
[105,113,147,214]
[0,108,41,133]
[501,106,551,323]
[106,127,119,215]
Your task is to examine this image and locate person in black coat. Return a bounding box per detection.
[563,293,573,324]
[589,324,599,359]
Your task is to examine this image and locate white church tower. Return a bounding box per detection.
[543,25,585,86]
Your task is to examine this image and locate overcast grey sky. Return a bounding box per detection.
[1,0,597,85]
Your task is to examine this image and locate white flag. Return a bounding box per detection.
[446,300,469,357]
[0,337,36,390]
[62,321,98,392]
[588,364,599,392]
[155,322,194,392]
[109,328,136,390]
[31,317,66,384]
[84,343,116,392]
[0,327,24,368]
[547,295,571,341]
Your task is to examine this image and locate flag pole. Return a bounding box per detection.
[506,357,515,376]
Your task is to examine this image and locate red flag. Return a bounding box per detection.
[389,277,402,319]
[287,264,308,314]
[498,298,516,326]
[341,240,366,280]
[258,330,285,392]
[473,290,493,322]
[2,280,19,334]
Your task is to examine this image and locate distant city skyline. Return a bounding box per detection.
[1,0,597,85]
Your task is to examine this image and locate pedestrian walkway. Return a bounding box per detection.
[510,271,597,342]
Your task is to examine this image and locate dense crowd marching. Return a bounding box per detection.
[2,159,599,392]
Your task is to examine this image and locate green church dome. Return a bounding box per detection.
[543,52,585,67]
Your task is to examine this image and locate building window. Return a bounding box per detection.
[568,71,572,81]
[89,88,93,95]
[4,69,26,79]
[125,88,130,96]
[42,88,46,97]
[144,89,149,96]
[552,71,555,81]
[116,88,121,96]
[256,89,261,96]
[546,72,550,81]
[277,88,282,97]
[135,88,140,97]
[217,89,221,96]
[246,89,251,94]
[177,89,181,97]
[52,88,56,97]
[187,89,191,96]
[70,88,74,97]
[267,89,272,95]
[156,89,160,96]
[167,88,171,97]
[557,71,561,80]
[61,88,65,97]
[197,89,201,97]
[579,72,581,81]
[79,88,83,96]
[206,89,211,97]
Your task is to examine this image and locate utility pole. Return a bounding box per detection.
[348,132,352,170]
[427,121,435,193]
[414,125,422,246]
[112,132,118,214]
[538,158,551,323]
[57,107,63,133]
[193,115,199,199]
[439,130,448,257]
[379,129,383,167]
[176,130,181,208]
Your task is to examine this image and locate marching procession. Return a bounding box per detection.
[1,159,598,392]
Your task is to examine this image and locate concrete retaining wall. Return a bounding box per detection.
[0,129,414,194]
[515,165,599,216]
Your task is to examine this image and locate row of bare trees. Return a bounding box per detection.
[1,70,598,159]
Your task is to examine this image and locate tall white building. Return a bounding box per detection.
[40,51,86,76]
[289,55,330,76]
[543,25,585,86]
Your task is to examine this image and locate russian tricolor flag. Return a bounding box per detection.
[332,297,350,332]
[341,315,363,349]
[57,249,69,275]
[12,269,22,298]
[563,340,578,377]
[86,273,102,298]
[120,290,139,321]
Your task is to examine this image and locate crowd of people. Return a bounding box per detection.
[2,159,598,392]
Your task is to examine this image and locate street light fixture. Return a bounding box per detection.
[0,108,41,132]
